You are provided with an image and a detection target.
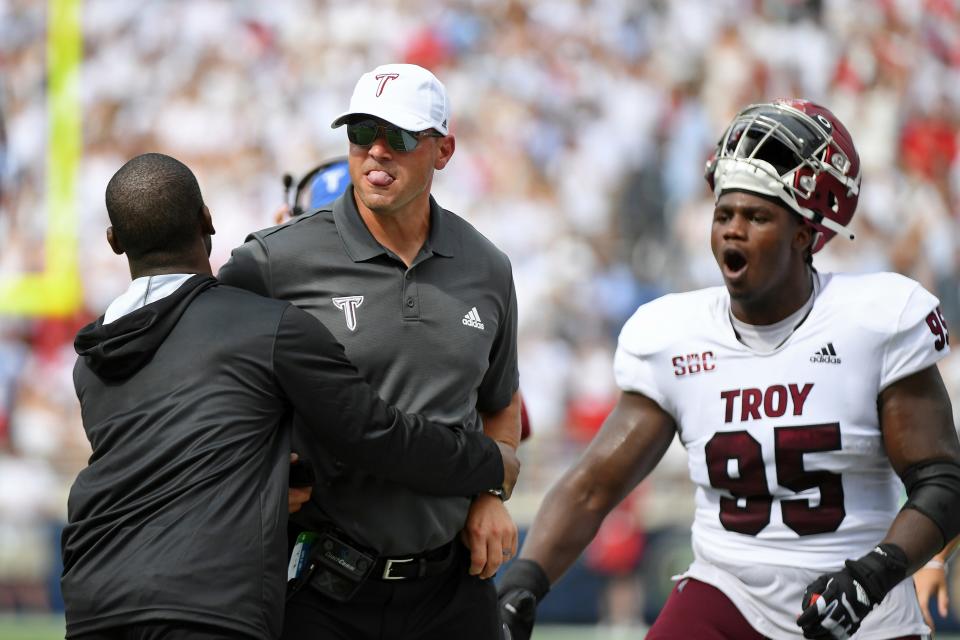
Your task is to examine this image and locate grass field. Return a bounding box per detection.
[0,618,655,639]
[3,616,959,639]
[6,618,640,639]
[0,617,653,640]
[0,616,65,640]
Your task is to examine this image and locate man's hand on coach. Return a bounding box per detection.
[797,544,908,639]
[497,559,550,640]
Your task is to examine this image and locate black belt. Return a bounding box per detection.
[372,540,458,581]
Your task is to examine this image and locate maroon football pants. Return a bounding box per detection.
[646,577,921,640]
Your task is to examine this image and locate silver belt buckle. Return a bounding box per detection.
[382,557,413,580]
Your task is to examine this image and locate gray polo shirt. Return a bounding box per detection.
[218,188,519,554]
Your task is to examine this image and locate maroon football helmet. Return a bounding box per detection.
[705,99,861,253]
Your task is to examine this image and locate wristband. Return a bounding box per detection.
[499,559,551,601]
[847,543,909,603]
[924,559,947,572]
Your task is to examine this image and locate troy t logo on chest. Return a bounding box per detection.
[719,383,814,423]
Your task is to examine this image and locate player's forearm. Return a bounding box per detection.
[882,508,949,575]
[519,468,615,584]
[480,390,522,450]
[519,392,675,584]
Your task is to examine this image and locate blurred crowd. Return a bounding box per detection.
[1,0,959,618]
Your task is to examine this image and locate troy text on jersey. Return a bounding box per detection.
[720,383,814,423]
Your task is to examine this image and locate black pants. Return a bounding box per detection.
[71,620,253,640]
[282,541,500,640]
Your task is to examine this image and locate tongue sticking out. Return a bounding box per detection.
[366,171,394,187]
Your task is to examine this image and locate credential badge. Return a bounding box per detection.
[332,295,364,331]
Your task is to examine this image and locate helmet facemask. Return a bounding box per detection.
[706,101,861,253]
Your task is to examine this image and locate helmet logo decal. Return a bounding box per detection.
[830,153,850,174]
[374,73,399,97]
[816,114,832,130]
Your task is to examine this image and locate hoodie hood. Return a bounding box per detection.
[75,274,217,380]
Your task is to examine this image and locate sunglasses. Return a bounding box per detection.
[346,119,442,153]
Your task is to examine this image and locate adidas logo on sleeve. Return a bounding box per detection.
[462,307,485,330]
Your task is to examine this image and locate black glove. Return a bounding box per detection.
[797,543,908,639]
[497,559,550,640]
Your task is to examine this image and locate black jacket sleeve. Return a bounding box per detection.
[272,304,504,496]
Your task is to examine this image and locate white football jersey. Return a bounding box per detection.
[614,271,949,639]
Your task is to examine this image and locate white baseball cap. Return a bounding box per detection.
[331,63,450,135]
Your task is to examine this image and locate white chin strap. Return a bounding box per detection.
[713,158,854,241]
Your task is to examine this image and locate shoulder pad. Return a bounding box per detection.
[618,288,724,357]
[821,272,938,335]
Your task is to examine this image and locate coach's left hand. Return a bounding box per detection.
[461,493,518,579]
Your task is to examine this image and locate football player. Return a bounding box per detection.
[498,100,960,639]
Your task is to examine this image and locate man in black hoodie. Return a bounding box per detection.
[63,153,517,640]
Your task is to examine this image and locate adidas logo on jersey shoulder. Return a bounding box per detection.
[462,307,485,330]
[810,342,841,364]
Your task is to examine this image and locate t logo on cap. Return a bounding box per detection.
[375,73,399,97]
[331,63,451,136]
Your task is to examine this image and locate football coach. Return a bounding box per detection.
[61,153,518,640]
